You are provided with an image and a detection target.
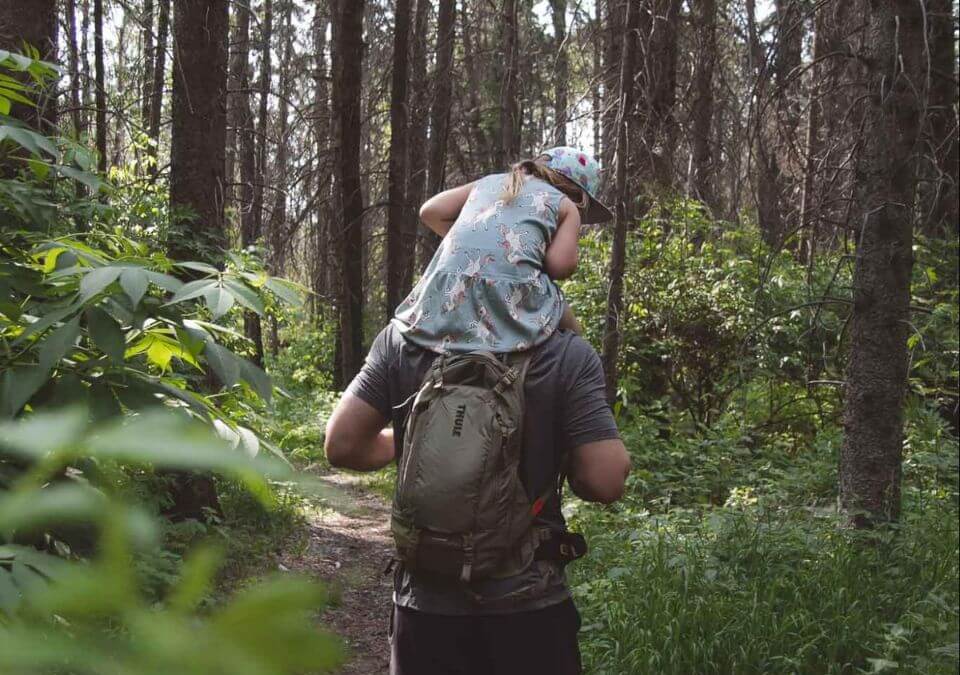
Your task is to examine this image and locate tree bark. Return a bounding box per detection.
[165,0,230,522]
[688,0,716,209]
[386,0,413,315]
[147,0,170,172]
[65,0,84,139]
[601,0,625,174]
[839,0,923,527]
[549,0,568,146]
[798,5,826,263]
[335,0,366,383]
[310,0,332,305]
[407,0,430,272]
[924,0,958,236]
[141,0,154,128]
[94,0,107,173]
[167,0,229,261]
[601,0,639,403]
[0,0,57,131]
[81,0,91,135]
[252,0,273,246]
[498,0,520,167]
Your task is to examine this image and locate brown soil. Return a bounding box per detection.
[279,471,393,674]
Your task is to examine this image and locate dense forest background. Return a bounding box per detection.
[0,0,958,673]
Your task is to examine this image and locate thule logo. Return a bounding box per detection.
[452,404,466,437]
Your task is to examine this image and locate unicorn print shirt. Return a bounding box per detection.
[392,173,566,354]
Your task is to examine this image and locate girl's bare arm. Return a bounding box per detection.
[544,197,582,280]
[419,182,477,236]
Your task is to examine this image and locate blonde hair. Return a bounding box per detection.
[500,158,590,209]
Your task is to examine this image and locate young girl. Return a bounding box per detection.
[393,146,612,354]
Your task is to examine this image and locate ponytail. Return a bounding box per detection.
[499,158,590,209]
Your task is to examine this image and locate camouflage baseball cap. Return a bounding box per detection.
[538,146,613,224]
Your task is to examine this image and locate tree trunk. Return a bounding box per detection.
[498,0,520,168]
[924,0,958,237]
[407,0,430,273]
[601,0,639,403]
[265,3,293,358]
[549,0,568,146]
[141,0,154,128]
[688,0,716,209]
[0,0,57,132]
[147,0,170,173]
[335,0,366,384]
[94,0,107,173]
[252,0,273,246]
[81,0,91,135]
[386,0,413,315]
[798,5,826,263]
[839,0,923,527]
[310,1,332,306]
[601,0,625,174]
[238,0,260,366]
[168,0,229,261]
[65,0,84,139]
[165,0,230,522]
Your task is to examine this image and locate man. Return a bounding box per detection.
[324,324,630,675]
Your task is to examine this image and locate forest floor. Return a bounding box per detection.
[278,471,394,674]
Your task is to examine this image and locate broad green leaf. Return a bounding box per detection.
[0,569,17,611]
[90,381,121,420]
[204,285,235,319]
[223,279,265,315]
[38,315,81,370]
[144,270,183,292]
[240,359,272,403]
[0,365,48,417]
[78,266,122,302]
[119,267,149,306]
[0,125,59,159]
[0,407,86,456]
[86,306,125,363]
[0,484,106,535]
[204,341,242,387]
[56,164,104,193]
[165,279,217,305]
[264,277,304,307]
[13,303,79,344]
[175,261,220,275]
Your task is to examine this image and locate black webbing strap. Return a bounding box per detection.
[534,531,588,566]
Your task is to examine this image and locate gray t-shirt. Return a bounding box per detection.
[346,324,620,615]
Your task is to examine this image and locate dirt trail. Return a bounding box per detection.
[280,472,393,674]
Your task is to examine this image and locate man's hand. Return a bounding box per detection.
[567,438,630,504]
[324,393,394,471]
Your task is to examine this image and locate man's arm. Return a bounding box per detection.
[324,393,394,471]
[567,438,630,504]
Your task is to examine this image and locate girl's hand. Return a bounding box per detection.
[419,182,477,237]
[544,197,582,280]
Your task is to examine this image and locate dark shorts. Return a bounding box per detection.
[389,599,583,675]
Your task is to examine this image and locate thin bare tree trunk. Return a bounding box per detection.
[252,0,273,244]
[386,0,413,314]
[924,0,958,236]
[839,0,923,527]
[147,0,170,173]
[407,0,430,272]
[498,0,519,167]
[336,0,366,383]
[798,5,826,263]
[94,0,107,173]
[689,0,716,208]
[601,0,639,403]
[141,0,154,128]
[549,0,568,146]
[65,0,84,138]
[601,0,625,174]
[0,0,58,131]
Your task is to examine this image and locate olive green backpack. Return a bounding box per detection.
[391,351,551,582]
